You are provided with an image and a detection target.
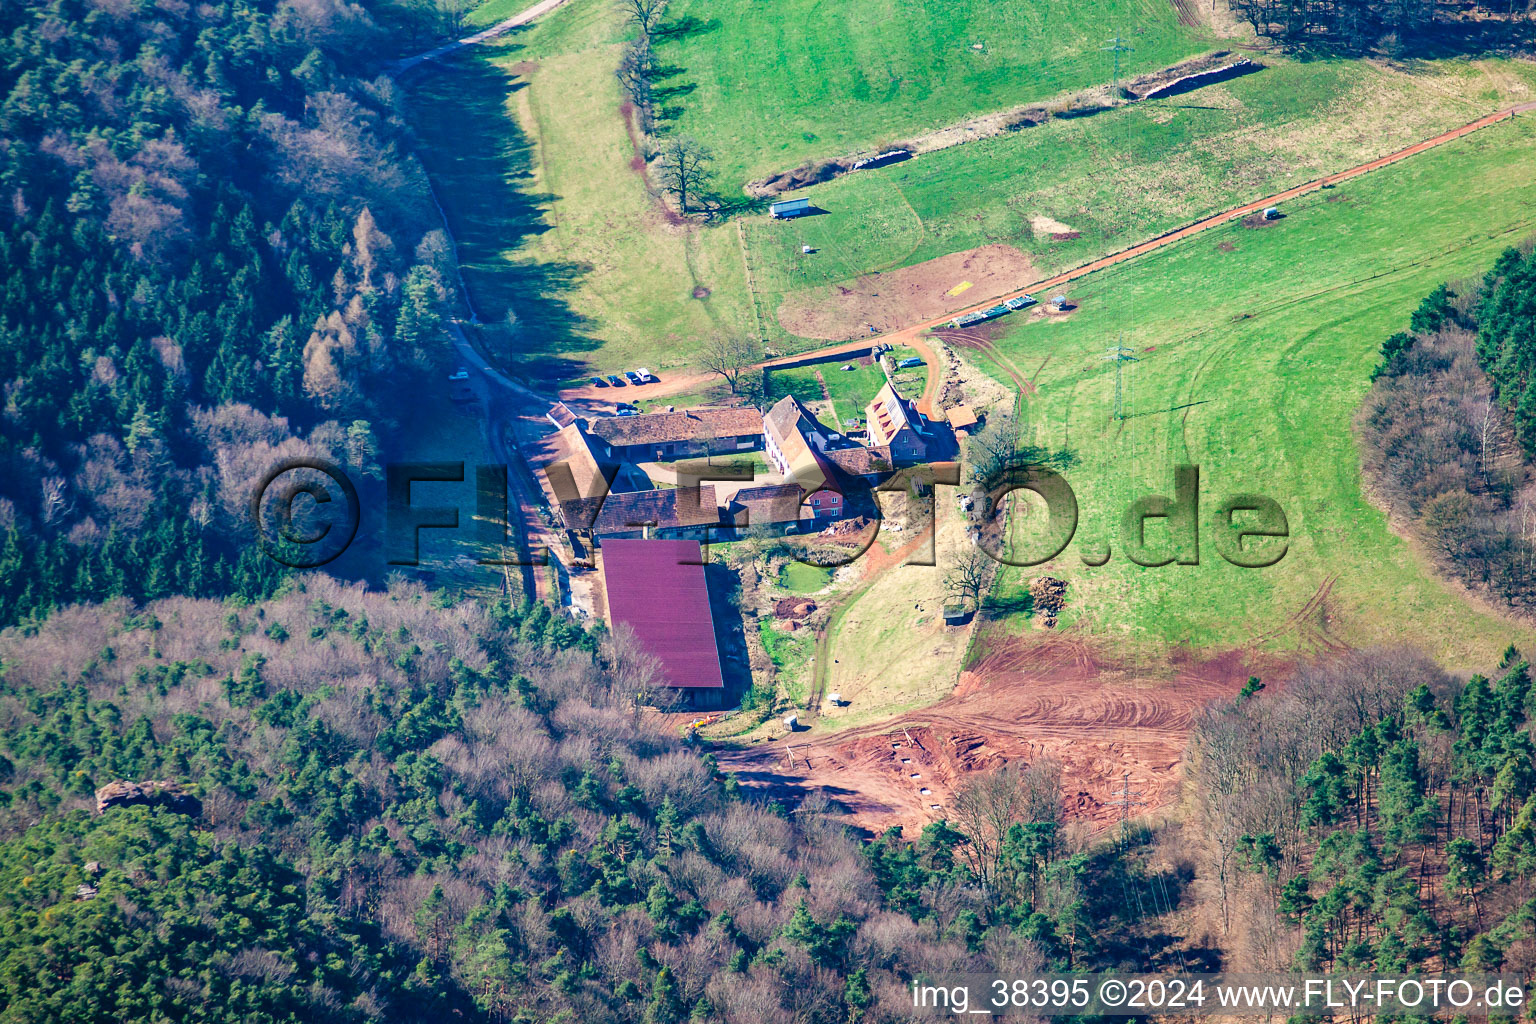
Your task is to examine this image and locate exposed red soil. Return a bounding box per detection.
[714,633,1290,837]
[774,597,818,620]
[776,245,1037,341]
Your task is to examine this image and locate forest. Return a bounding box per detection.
[2,585,1532,1020]
[0,0,456,628]
[1227,0,1534,52]
[1358,243,1536,609]
[0,581,1185,1023]
[1191,647,1536,977]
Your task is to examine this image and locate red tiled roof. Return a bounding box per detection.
[602,539,725,690]
[729,483,808,525]
[822,444,894,477]
[590,407,763,447]
[591,486,720,536]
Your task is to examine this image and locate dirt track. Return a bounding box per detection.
[558,100,1534,413]
[716,633,1288,836]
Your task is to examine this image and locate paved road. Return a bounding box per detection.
[392,0,572,73]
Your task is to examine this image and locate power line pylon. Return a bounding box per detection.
[1103,35,1135,96]
[1103,338,1138,421]
[1106,770,1146,845]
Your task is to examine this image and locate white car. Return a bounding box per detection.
[448,366,470,381]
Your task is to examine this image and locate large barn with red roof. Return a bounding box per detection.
[599,538,727,709]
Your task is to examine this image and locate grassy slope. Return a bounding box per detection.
[973,115,1536,665]
[655,0,1209,187]
[405,1,754,381]
[745,57,1536,341]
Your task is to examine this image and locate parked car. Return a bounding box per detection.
[624,370,642,385]
[590,376,607,387]
[607,375,626,387]
[636,367,656,383]
[616,407,639,417]
[897,356,924,369]
[448,366,470,381]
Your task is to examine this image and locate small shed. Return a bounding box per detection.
[783,713,799,731]
[943,604,974,626]
[947,405,978,433]
[770,198,812,219]
[1263,206,1281,220]
[826,691,843,706]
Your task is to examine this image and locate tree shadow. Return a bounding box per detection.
[653,15,721,41]
[704,561,754,695]
[404,53,604,382]
[653,81,697,102]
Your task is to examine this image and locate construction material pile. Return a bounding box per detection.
[774,597,817,621]
[1029,576,1068,627]
[819,516,874,540]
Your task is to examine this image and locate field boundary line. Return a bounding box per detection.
[737,221,772,343]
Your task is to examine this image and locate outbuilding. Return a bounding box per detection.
[770,197,812,219]
[601,539,727,709]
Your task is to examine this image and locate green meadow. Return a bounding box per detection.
[744,57,1536,327]
[654,0,1209,188]
[966,114,1536,666]
[405,1,755,381]
[416,0,1535,379]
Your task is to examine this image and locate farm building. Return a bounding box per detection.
[590,486,721,541]
[727,483,811,533]
[601,539,726,709]
[820,443,894,482]
[589,407,763,462]
[763,395,840,490]
[769,197,811,219]
[865,381,929,464]
[545,402,580,430]
[947,405,978,433]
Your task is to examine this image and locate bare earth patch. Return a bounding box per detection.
[776,244,1037,341]
[1029,214,1077,238]
[715,635,1286,837]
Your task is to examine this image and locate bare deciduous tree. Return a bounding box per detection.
[951,760,1062,891]
[618,0,667,35]
[615,39,655,131]
[656,135,714,214]
[943,543,992,608]
[700,335,763,395]
[965,409,1021,485]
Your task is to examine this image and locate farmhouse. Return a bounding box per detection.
[865,381,930,464]
[763,394,842,489]
[527,423,649,534]
[601,539,726,709]
[589,407,763,462]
